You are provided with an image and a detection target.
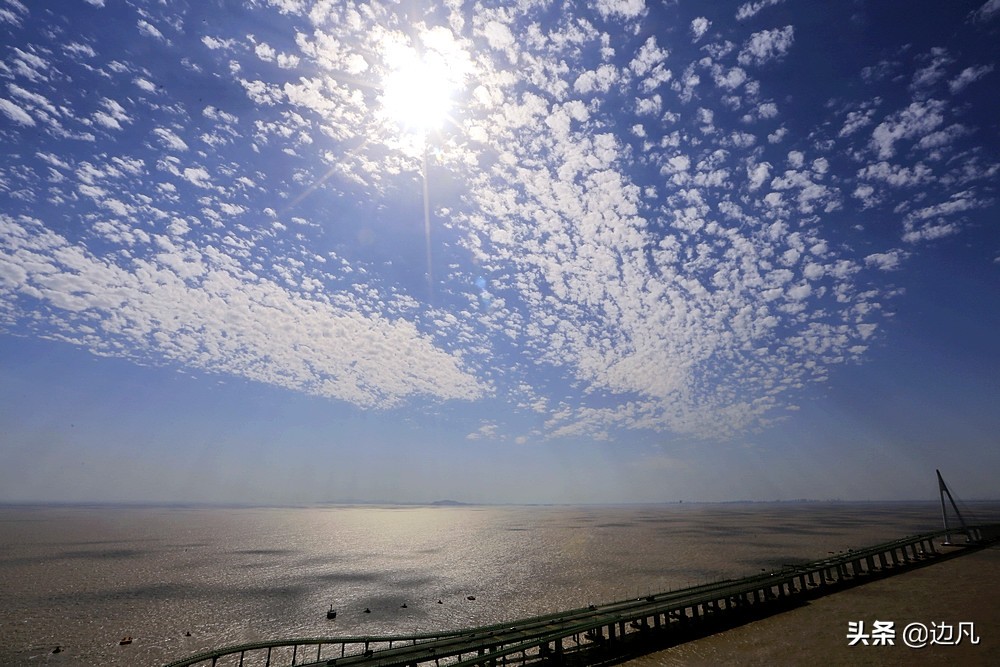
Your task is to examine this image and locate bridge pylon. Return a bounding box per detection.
[937,469,978,545]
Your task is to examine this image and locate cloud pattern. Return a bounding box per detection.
[1,0,997,441]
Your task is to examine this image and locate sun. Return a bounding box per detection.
[379,44,459,135]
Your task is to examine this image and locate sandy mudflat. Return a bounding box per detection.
[634,543,1000,666]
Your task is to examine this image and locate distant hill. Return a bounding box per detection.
[431,499,470,506]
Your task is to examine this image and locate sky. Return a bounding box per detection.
[1,0,998,505]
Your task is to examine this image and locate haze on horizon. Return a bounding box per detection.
[1,0,998,506]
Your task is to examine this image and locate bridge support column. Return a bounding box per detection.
[878,552,889,570]
[890,549,901,566]
[851,559,862,577]
[865,556,875,572]
[607,622,616,642]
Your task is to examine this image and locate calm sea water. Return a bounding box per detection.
[2,502,998,666]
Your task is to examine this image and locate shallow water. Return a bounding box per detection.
[1,502,997,666]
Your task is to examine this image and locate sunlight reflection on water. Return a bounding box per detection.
[2,503,997,666]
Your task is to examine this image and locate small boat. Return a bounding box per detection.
[119,636,133,645]
[466,595,476,601]
[327,605,337,620]
[363,607,371,614]
[400,603,407,608]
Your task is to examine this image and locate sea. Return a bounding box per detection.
[2,502,998,667]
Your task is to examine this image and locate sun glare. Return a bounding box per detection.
[380,47,458,135]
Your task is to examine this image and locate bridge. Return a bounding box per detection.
[165,524,998,667]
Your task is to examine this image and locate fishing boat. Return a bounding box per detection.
[326,605,337,620]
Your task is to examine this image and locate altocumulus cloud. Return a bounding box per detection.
[0,216,485,407]
[0,0,997,441]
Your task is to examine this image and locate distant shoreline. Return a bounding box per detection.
[2,498,999,510]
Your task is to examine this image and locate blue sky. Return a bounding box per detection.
[1,0,998,504]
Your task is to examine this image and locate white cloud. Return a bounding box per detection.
[690,17,710,42]
[747,161,771,190]
[573,64,618,94]
[64,42,96,58]
[767,126,787,143]
[594,0,646,20]
[736,0,786,20]
[137,20,167,42]
[181,167,212,188]
[254,42,276,62]
[917,123,968,151]
[93,112,122,130]
[630,36,668,76]
[852,183,879,208]
[0,97,34,126]
[864,251,904,270]
[910,48,952,90]
[673,64,701,102]
[869,99,945,159]
[858,161,932,187]
[634,95,661,116]
[738,26,794,66]
[0,0,28,26]
[466,421,500,440]
[713,66,747,90]
[202,36,235,50]
[949,64,994,93]
[481,20,515,51]
[0,216,485,408]
[839,106,877,137]
[756,102,778,119]
[134,77,157,92]
[152,127,189,151]
[972,0,1000,22]
[897,190,992,243]
[91,98,131,131]
[901,221,960,243]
